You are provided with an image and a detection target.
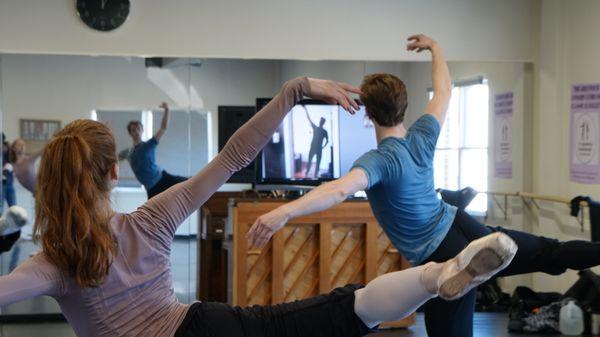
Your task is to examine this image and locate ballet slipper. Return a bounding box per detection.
[437,232,517,300]
[0,206,29,235]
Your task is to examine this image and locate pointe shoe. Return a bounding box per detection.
[0,206,29,235]
[437,232,517,300]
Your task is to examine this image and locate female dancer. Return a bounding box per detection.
[0,77,516,337]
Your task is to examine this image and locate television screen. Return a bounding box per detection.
[256,98,376,185]
[338,106,377,175]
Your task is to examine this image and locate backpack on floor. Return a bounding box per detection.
[476,279,511,312]
[519,298,577,333]
[507,286,562,332]
[508,270,600,333]
[563,269,600,313]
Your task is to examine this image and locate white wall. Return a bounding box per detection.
[534,0,600,198]
[529,0,600,293]
[0,55,281,155]
[0,0,538,62]
[0,55,174,139]
[189,59,281,159]
[279,61,410,86]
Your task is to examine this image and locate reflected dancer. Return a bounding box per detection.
[302,105,329,178]
[119,102,187,199]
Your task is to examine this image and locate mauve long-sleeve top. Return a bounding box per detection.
[0,77,309,337]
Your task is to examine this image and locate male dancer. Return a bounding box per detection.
[119,102,187,199]
[248,34,600,337]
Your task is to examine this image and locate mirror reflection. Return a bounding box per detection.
[0,54,531,330]
[0,55,205,315]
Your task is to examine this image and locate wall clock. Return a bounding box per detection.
[76,0,130,32]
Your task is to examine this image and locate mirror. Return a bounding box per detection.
[0,54,532,322]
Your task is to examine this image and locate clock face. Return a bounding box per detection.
[76,0,130,32]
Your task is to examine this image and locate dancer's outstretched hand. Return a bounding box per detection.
[306,78,361,114]
[247,207,291,248]
[159,102,169,111]
[407,34,437,53]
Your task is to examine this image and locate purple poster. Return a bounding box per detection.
[494,92,513,179]
[570,84,600,184]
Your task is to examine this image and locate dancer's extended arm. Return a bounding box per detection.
[247,169,368,248]
[407,34,452,125]
[154,102,170,141]
[131,78,360,252]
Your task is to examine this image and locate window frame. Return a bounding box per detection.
[429,77,489,213]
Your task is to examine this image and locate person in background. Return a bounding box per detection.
[119,102,187,199]
[2,133,7,165]
[0,135,24,263]
[2,133,16,213]
[11,139,42,194]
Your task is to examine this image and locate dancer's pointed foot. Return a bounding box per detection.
[430,233,518,300]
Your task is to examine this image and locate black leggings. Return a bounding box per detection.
[146,171,188,200]
[0,230,20,253]
[306,147,323,178]
[422,209,600,337]
[174,285,372,337]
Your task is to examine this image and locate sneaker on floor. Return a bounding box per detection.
[437,232,518,300]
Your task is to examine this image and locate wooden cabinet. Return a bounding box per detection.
[231,199,414,328]
[198,192,243,302]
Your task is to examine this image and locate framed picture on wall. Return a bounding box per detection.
[19,119,61,153]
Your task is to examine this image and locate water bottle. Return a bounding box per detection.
[560,301,584,335]
[591,313,600,335]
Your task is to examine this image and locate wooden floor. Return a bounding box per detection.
[367,312,576,337]
[0,313,583,336]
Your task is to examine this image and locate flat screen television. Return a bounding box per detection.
[255,98,377,187]
[218,106,256,183]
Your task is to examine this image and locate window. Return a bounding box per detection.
[432,79,489,213]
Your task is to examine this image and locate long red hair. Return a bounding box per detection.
[34,119,117,287]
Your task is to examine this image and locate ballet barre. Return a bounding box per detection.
[480,191,589,230]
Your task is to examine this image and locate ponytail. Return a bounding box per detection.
[34,120,117,288]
